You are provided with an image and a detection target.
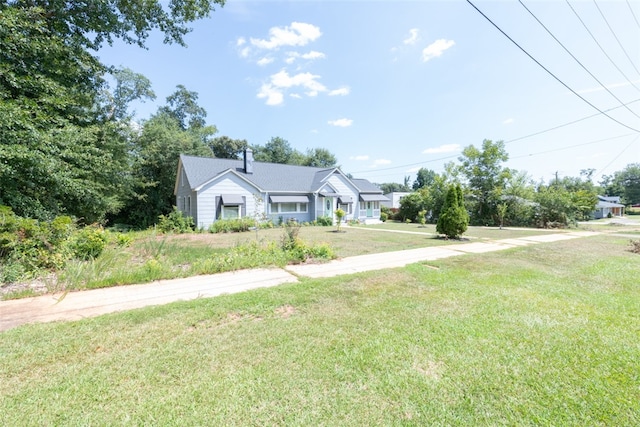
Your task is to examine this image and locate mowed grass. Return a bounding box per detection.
[1,235,639,425]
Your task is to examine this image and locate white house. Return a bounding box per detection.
[594,195,625,219]
[382,192,411,209]
[174,150,389,229]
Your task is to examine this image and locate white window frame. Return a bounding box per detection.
[339,203,352,214]
[221,205,241,219]
[270,202,308,214]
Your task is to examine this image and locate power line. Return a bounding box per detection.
[465,0,640,133]
[519,0,640,120]
[627,0,640,30]
[510,132,635,159]
[506,98,640,144]
[594,134,639,177]
[592,0,640,76]
[351,98,640,181]
[565,0,640,94]
[350,97,640,177]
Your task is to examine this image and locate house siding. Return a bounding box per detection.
[326,174,359,221]
[197,174,261,229]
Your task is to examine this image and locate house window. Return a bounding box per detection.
[271,203,308,213]
[187,196,191,215]
[222,205,240,219]
[339,203,352,214]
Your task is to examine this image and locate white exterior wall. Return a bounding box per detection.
[196,174,263,229]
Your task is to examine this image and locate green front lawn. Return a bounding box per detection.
[1,235,638,425]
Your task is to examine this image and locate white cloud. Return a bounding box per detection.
[257,57,274,66]
[257,83,284,106]
[285,50,326,64]
[290,93,302,99]
[350,155,369,161]
[236,37,246,47]
[251,22,322,50]
[404,28,420,45]
[372,159,391,167]
[328,118,353,127]
[328,87,350,96]
[239,46,251,58]
[422,144,460,154]
[422,39,455,62]
[258,70,327,105]
[503,118,514,125]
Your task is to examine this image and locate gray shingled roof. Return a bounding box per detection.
[351,178,383,194]
[180,155,381,194]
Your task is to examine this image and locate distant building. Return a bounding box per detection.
[382,192,411,209]
[594,195,625,219]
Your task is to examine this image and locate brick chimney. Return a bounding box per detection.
[244,148,254,174]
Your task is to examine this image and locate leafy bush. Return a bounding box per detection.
[157,207,194,233]
[316,216,333,226]
[380,212,388,222]
[0,206,76,282]
[209,217,255,233]
[69,226,108,260]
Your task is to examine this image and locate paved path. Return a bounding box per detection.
[0,230,600,332]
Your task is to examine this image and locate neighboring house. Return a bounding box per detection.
[174,150,389,229]
[594,195,625,219]
[382,192,411,209]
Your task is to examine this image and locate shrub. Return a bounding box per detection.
[0,207,77,282]
[209,217,255,233]
[437,184,469,239]
[70,226,108,260]
[157,207,194,233]
[316,216,333,226]
[380,212,388,222]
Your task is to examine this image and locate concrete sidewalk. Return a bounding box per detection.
[0,230,600,332]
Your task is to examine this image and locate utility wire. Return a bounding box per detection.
[465,0,640,133]
[351,98,640,177]
[594,134,639,177]
[627,0,640,30]
[352,99,640,175]
[506,98,640,144]
[519,0,640,120]
[592,0,640,76]
[566,0,640,94]
[510,132,635,159]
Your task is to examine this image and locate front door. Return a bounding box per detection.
[326,198,333,218]
[366,201,373,217]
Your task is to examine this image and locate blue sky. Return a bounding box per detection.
[98,0,640,186]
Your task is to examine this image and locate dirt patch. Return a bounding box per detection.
[275,304,296,318]
[0,275,57,299]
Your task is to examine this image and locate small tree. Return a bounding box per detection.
[335,208,346,232]
[417,209,427,227]
[436,184,469,239]
[497,202,508,230]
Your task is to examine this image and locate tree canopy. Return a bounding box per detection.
[0,0,223,223]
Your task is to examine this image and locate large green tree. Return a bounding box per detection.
[210,136,249,159]
[601,163,640,205]
[458,139,511,225]
[0,0,224,221]
[412,168,437,190]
